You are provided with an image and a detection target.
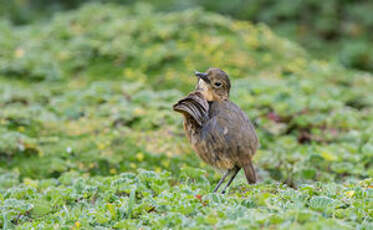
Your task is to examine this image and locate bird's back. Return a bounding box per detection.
[195,100,258,169]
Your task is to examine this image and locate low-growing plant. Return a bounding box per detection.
[0,3,372,229]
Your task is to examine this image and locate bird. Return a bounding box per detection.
[173,67,259,194]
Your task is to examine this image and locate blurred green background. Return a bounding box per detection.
[2,0,373,72]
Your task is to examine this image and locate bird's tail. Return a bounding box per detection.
[173,91,209,126]
[243,161,256,184]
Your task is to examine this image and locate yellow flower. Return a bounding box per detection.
[345,190,355,198]
[321,151,337,161]
[75,221,81,229]
[15,48,25,58]
[136,152,144,162]
[97,143,105,150]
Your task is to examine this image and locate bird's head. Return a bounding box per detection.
[194,67,231,102]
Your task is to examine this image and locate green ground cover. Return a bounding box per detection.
[3,0,373,72]
[0,3,372,229]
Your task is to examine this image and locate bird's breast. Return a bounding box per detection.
[183,117,235,170]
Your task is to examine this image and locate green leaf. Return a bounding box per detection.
[31,200,52,218]
[309,196,334,212]
[127,188,136,219]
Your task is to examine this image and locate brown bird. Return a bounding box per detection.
[173,68,259,193]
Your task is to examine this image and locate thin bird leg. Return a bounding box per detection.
[213,169,232,193]
[221,166,241,194]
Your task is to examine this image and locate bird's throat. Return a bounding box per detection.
[198,79,215,101]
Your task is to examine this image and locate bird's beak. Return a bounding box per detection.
[195,71,210,84]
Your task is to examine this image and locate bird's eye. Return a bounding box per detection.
[214,82,222,87]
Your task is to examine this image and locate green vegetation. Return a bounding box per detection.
[2,0,373,72]
[0,3,372,229]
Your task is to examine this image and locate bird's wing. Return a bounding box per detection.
[173,91,209,126]
[201,101,259,157]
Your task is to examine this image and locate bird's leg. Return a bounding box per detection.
[221,166,240,194]
[213,169,231,193]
